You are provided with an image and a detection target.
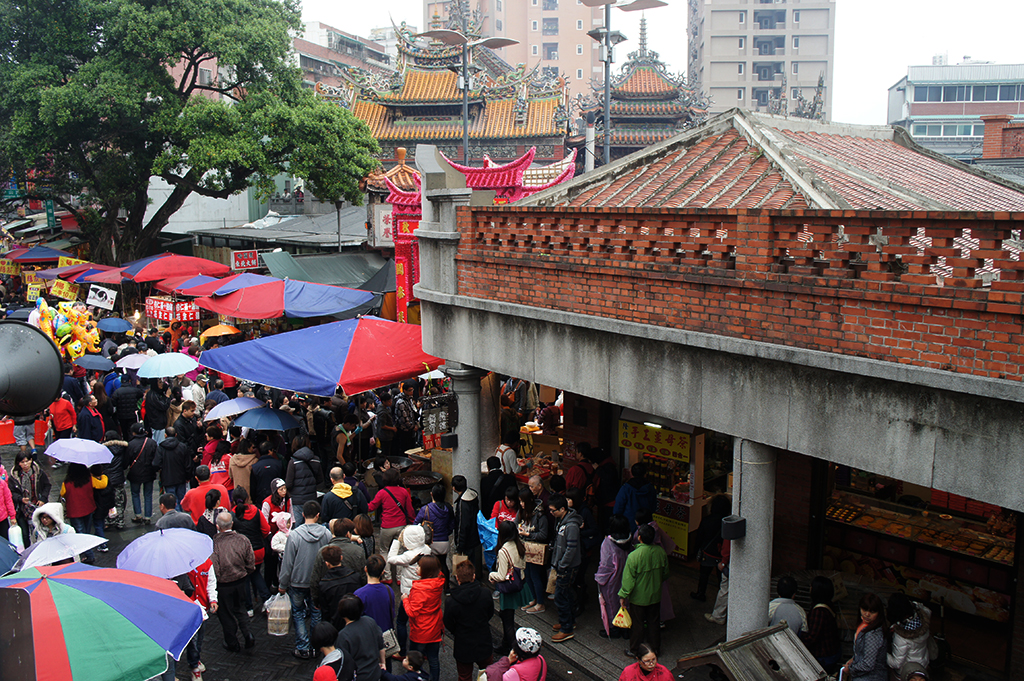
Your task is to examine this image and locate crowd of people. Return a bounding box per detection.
[0,327,939,681]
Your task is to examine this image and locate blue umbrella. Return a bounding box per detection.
[6,308,32,320]
[117,528,213,579]
[204,396,266,422]
[45,437,114,466]
[74,355,115,372]
[233,406,301,431]
[97,317,133,333]
[0,538,20,574]
[137,352,199,378]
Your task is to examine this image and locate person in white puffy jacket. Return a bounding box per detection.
[388,524,433,658]
[887,593,932,672]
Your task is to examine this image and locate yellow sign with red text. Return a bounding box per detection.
[50,279,80,301]
[58,257,87,268]
[0,259,20,275]
[618,419,690,463]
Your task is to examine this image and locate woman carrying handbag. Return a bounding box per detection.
[489,520,534,656]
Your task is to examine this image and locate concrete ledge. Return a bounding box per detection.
[415,229,461,241]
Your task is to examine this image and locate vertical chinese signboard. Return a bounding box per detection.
[394,219,419,324]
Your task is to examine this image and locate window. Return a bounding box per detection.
[913,85,942,102]
[738,63,744,74]
[793,37,799,48]
[577,69,583,79]
[926,124,941,135]
[544,42,559,60]
[913,124,927,136]
[942,85,966,102]
[198,68,212,85]
[793,10,800,21]
[738,37,745,49]
[974,124,986,135]
[1000,84,1018,101]
[532,20,538,31]
[943,125,958,136]
[542,18,559,35]
[496,0,501,9]
[532,0,538,4]
[543,0,558,9]
[973,85,999,101]
[532,44,539,55]
[739,11,745,23]
[576,44,583,55]
[792,88,799,98]
[496,19,502,30]
[737,88,744,100]
[577,19,583,30]
[959,124,974,136]
[792,62,798,74]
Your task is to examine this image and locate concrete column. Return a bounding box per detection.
[445,362,488,494]
[727,438,777,641]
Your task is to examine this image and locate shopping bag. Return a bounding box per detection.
[545,567,557,594]
[523,540,549,566]
[612,606,632,629]
[8,525,24,552]
[477,511,498,569]
[266,593,291,636]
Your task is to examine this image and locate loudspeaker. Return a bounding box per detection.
[0,320,64,417]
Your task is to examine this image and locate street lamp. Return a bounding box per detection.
[416,29,519,165]
[582,0,667,166]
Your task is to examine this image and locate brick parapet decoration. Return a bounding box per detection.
[452,206,1024,381]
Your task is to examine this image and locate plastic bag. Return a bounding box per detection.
[8,525,24,552]
[266,593,291,636]
[612,606,632,629]
[477,511,498,570]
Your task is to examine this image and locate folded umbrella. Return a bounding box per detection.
[116,353,149,370]
[74,355,115,372]
[45,438,114,466]
[97,317,134,333]
[0,563,203,681]
[232,406,301,431]
[137,352,199,379]
[117,528,213,579]
[204,396,266,422]
[14,533,108,570]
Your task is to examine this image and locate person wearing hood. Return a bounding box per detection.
[228,437,259,497]
[279,500,332,659]
[445,559,494,681]
[549,494,582,642]
[285,434,324,527]
[613,463,656,533]
[388,523,433,658]
[321,467,369,525]
[32,501,76,548]
[403,555,445,681]
[596,514,632,639]
[887,593,932,674]
[311,622,356,681]
[251,441,284,507]
[154,425,193,510]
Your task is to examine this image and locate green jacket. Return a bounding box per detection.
[618,542,669,607]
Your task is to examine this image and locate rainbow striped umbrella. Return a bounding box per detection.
[0,563,202,681]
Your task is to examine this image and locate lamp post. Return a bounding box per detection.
[417,29,519,164]
[583,0,667,166]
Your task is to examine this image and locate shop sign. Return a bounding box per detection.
[373,204,394,247]
[25,283,43,301]
[86,285,117,310]
[45,200,56,230]
[175,301,200,322]
[652,513,689,559]
[145,296,175,321]
[618,418,690,462]
[50,279,80,301]
[0,259,20,275]
[20,270,38,285]
[231,250,258,270]
[58,257,87,268]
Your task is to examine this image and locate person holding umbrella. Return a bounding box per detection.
[125,422,159,523]
[60,463,108,562]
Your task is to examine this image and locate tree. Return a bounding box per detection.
[0,0,379,263]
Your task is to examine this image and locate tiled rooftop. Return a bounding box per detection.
[377,68,460,102]
[613,65,680,99]
[352,96,562,140]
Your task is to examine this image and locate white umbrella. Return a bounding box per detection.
[203,396,266,422]
[117,528,213,579]
[45,438,114,466]
[115,353,149,370]
[137,353,199,378]
[15,533,108,570]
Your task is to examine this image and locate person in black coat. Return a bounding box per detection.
[143,381,171,443]
[112,383,144,436]
[124,423,159,522]
[480,456,510,517]
[444,559,494,678]
[154,426,194,510]
[284,435,323,524]
[173,401,202,459]
[452,475,483,582]
[250,441,284,507]
[76,395,106,442]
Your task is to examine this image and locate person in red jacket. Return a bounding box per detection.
[368,468,414,582]
[186,557,219,681]
[60,463,108,563]
[403,555,445,681]
[48,394,77,466]
[182,465,232,524]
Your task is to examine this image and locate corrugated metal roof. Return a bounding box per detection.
[907,63,1024,83]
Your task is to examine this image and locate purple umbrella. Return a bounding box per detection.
[117,528,214,579]
[45,438,113,466]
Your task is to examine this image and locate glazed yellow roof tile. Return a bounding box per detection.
[352,96,562,140]
[376,68,460,102]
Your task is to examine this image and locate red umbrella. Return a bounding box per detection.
[6,245,75,263]
[82,267,128,283]
[152,274,218,294]
[126,254,230,282]
[194,279,373,320]
[177,273,277,297]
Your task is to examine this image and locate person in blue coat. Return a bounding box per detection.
[613,462,656,533]
[76,395,106,442]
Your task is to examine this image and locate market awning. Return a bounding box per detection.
[194,279,374,319]
[261,251,388,288]
[358,259,397,293]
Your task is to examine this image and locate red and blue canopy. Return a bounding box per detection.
[5,245,75,263]
[194,279,374,320]
[199,316,441,396]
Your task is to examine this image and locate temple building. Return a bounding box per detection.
[316,23,571,167]
[577,18,709,165]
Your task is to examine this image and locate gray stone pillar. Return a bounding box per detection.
[727,438,777,640]
[446,362,488,493]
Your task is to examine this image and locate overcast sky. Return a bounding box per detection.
[300,0,1022,125]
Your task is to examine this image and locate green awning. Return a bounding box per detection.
[261,251,388,288]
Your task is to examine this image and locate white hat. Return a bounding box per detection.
[515,627,542,654]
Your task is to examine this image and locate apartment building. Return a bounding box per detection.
[297,21,392,86]
[888,63,1024,160]
[423,0,603,99]
[688,0,834,118]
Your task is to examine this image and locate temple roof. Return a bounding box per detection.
[377,68,460,103]
[365,147,420,192]
[608,18,691,101]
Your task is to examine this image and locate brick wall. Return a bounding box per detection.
[453,207,1024,382]
[772,450,813,576]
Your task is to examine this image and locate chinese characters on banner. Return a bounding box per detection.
[147,297,201,322]
[20,270,38,285]
[618,419,691,463]
[175,301,200,322]
[0,259,20,275]
[393,219,419,324]
[231,250,258,270]
[652,513,689,558]
[50,279,80,301]
[25,283,43,301]
[373,204,395,247]
[57,257,87,268]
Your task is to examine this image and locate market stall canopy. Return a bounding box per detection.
[82,266,128,284]
[358,259,397,293]
[673,623,827,681]
[177,272,278,297]
[125,253,230,282]
[194,279,374,320]
[4,245,74,263]
[35,262,114,280]
[262,251,388,288]
[199,316,441,396]
[153,274,217,295]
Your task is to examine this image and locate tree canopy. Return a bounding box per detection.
[0,0,380,262]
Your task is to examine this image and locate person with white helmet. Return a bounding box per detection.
[483,627,547,681]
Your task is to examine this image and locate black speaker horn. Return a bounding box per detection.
[0,320,64,417]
